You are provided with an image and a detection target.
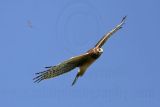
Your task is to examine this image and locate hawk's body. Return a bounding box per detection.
[33,16,126,85]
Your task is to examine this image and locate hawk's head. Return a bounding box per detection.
[95,48,103,57]
[87,48,103,59]
[97,48,103,53]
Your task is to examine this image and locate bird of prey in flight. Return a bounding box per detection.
[33,16,126,86]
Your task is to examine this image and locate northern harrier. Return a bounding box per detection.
[33,16,126,85]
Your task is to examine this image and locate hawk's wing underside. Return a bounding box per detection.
[33,53,90,83]
[95,16,126,48]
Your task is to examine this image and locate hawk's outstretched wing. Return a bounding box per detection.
[33,53,90,83]
[95,16,126,48]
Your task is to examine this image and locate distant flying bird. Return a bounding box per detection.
[33,16,126,85]
[27,20,33,28]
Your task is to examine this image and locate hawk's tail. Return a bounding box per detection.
[72,74,79,86]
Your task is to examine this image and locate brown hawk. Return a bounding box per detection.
[33,16,126,85]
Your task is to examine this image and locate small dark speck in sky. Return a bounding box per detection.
[27,20,33,28]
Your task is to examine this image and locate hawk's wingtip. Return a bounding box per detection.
[121,16,127,23]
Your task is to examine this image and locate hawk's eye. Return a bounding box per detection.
[97,48,103,53]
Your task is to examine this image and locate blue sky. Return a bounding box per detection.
[0,0,160,107]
